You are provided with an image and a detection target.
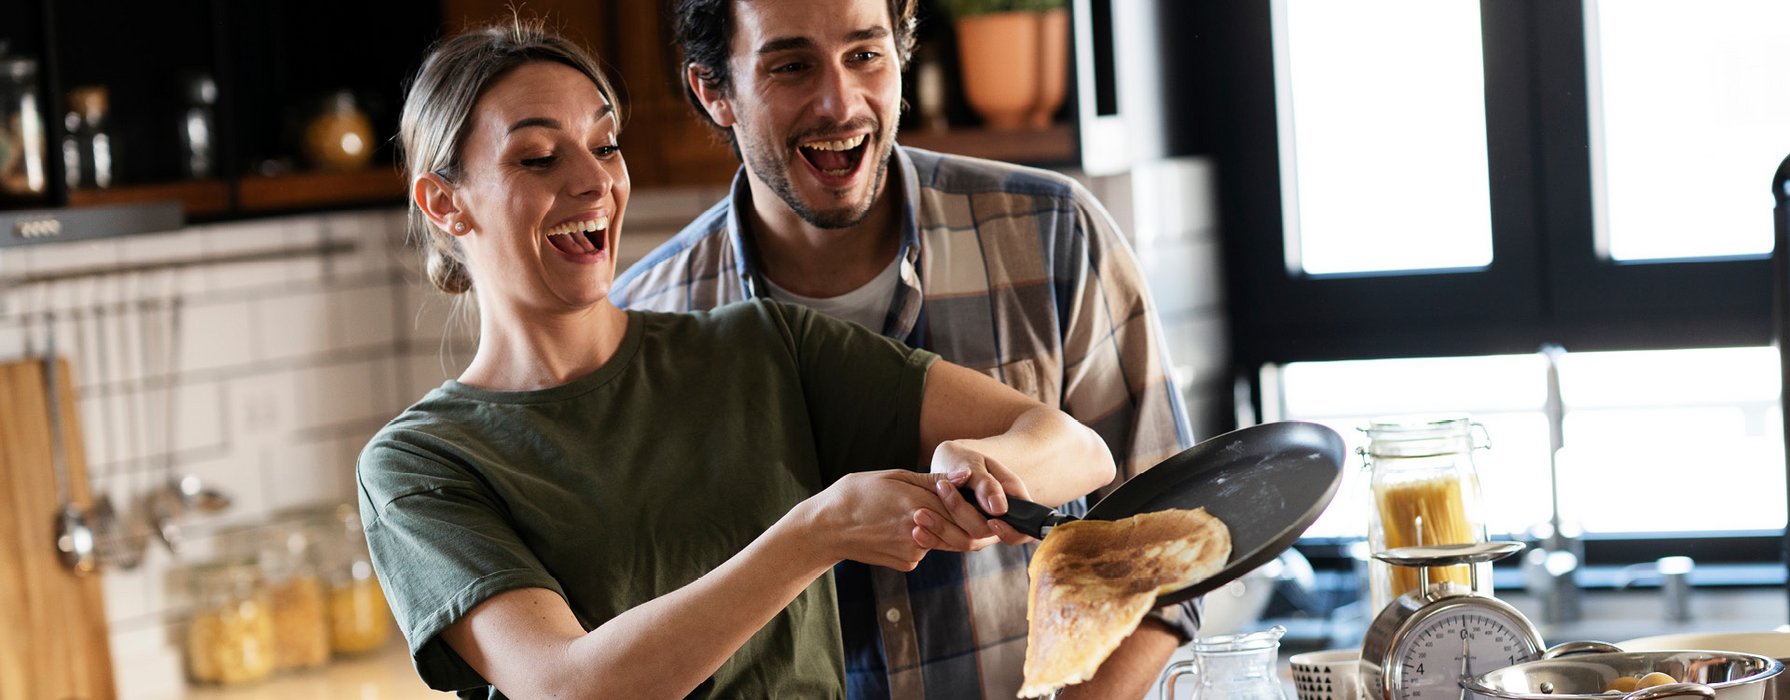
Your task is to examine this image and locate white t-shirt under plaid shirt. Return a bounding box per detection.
[611,146,1197,700]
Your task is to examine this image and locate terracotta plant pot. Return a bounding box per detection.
[955,11,1040,130]
[1031,8,1069,128]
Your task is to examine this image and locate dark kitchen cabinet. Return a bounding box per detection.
[2,0,1128,247]
[0,0,439,244]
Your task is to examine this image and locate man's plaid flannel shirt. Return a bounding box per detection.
[611,146,1198,700]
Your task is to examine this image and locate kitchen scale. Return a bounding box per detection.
[1358,541,1545,700]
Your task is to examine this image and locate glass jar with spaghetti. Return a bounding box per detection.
[1361,415,1491,615]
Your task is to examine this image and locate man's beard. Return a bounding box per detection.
[745,120,898,230]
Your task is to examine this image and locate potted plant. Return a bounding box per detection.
[938,0,1068,130]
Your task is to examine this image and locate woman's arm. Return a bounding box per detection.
[439,469,959,699]
[915,361,1117,533]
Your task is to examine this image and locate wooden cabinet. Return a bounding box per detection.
[441,0,740,189]
[440,1,1079,188]
[900,0,1078,165]
[611,1,743,188]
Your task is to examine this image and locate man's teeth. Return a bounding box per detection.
[546,218,609,237]
[803,135,866,151]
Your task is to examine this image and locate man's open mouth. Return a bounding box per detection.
[798,134,868,178]
[545,217,609,256]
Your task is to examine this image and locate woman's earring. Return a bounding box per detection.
[453,221,467,233]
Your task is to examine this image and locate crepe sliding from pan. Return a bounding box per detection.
[1019,507,1232,698]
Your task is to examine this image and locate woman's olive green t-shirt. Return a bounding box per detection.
[356,300,937,698]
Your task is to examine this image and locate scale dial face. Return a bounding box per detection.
[1385,601,1543,700]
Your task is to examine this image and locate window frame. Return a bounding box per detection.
[1191,0,1779,567]
[1214,0,1771,372]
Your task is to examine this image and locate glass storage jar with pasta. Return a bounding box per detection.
[259,521,331,671]
[318,504,392,654]
[1361,415,1491,615]
[183,560,276,684]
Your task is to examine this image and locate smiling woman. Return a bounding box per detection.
[357,14,1117,700]
[412,61,629,329]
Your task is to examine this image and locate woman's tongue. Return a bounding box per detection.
[548,231,600,256]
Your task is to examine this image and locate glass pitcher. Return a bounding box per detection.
[1160,626,1288,700]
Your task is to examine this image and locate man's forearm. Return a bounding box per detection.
[947,405,1115,507]
[1055,618,1183,700]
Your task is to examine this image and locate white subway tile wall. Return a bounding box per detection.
[1100,157,1229,439]
[0,174,1223,696]
[0,207,430,699]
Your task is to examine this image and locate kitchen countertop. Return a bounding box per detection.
[165,585,1790,700]
[182,644,442,699]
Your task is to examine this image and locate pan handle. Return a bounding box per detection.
[954,487,1074,540]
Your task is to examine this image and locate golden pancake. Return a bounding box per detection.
[1019,507,1231,698]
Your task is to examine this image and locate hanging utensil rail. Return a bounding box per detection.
[1,239,357,290]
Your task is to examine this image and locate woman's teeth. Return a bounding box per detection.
[545,217,609,255]
[547,218,608,237]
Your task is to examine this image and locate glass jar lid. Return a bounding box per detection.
[1186,624,1286,654]
[1359,415,1481,458]
[184,558,264,605]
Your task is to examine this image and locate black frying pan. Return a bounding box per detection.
[961,420,1346,608]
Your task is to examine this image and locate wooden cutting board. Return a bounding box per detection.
[0,355,115,700]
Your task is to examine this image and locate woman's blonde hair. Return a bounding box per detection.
[398,16,622,294]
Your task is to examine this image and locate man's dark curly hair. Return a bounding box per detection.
[674,0,918,145]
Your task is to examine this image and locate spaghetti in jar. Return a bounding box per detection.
[1362,416,1491,614]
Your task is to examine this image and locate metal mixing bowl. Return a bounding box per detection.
[1620,633,1790,700]
[1463,651,1783,700]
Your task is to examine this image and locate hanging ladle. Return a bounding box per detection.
[142,295,229,553]
[84,298,143,569]
[158,297,228,515]
[44,308,98,575]
[140,296,184,551]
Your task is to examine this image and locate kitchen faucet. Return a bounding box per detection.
[1523,345,1583,624]
[1523,521,1583,624]
[1615,556,1696,624]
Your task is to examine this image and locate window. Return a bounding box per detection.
[1188,1,1790,562]
[1277,348,1784,539]
[1274,353,1552,540]
[1274,0,1494,275]
[1588,1,1790,261]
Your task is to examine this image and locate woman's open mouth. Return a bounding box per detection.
[798,134,868,183]
[545,217,609,259]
